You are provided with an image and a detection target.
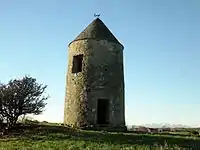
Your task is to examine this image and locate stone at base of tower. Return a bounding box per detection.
[79,124,127,132]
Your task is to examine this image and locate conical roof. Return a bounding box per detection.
[69,18,122,46]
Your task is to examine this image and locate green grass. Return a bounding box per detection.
[0,124,200,150]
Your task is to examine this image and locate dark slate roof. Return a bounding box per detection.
[69,18,123,46]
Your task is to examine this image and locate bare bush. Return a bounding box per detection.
[0,75,49,130]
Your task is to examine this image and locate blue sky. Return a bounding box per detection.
[0,0,200,126]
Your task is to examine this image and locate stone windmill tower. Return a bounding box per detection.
[64,17,126,131]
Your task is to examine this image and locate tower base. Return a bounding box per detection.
[80,124,127,132]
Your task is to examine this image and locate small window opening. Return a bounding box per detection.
[72,54,83,73]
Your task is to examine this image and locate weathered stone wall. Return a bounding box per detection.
[64,39,125,128]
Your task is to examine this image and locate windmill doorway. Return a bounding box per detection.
[97,99,109,125]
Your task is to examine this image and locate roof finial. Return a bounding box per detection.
[94,13,100,18]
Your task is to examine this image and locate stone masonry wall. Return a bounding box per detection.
[64,39,125,128]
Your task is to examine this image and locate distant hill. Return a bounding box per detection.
[127,123,195,129]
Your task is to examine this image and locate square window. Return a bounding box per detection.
[72,54,83,73]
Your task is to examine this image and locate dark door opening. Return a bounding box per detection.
[97,99,109,125]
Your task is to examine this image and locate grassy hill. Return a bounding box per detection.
[0,123,200,150]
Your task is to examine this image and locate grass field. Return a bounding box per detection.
[0,124,200,150]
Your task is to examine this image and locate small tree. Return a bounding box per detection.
[0,75,49,129]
